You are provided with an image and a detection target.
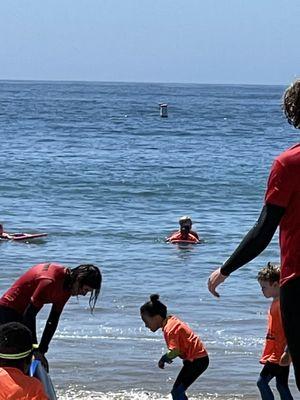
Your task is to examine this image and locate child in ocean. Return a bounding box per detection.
[165,216,200,243]
[140,294,209,400]
[257,262,293,400]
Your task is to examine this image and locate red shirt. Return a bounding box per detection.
[260,298,286,365]
[162,315,207,361]
[167,231,200,243]
[265,144,300,286]
[0,263,71,314]
[0,367,48,400]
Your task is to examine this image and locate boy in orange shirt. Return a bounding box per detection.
[140,294,209,400]
[257,263,293,400]
[0,322,48,400]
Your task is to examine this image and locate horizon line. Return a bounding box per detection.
[0,78,286,87]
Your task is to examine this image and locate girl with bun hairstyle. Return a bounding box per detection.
[140,294,209,400]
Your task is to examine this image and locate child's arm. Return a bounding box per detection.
[158,348,180,369]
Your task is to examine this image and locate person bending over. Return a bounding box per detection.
[0,263,102,370]
[140,294,209,400]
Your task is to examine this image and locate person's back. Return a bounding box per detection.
[0,366,47,400]
[0,322,48,400]
[166,215,200,242]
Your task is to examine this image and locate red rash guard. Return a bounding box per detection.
[0,263,71,314]
[265,144,300,286]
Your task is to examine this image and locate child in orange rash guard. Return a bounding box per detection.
[140,294,209,400]
[166,216,200,243]
[257,263,293,400]
[0,322,48,400]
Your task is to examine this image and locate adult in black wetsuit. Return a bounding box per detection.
[207,79,300,391]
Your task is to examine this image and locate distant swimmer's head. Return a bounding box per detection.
[283,79,300,129]
[140,294,167,332]
[69,264,102,312]
[179,216,192,232]
[257,262,280,299]
[0,224,3,235]
[0,322,34,373]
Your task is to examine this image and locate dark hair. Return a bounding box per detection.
[283,79,300,128]
[257,262,280,284]
[140,294,167,318]
[70,264,102,312]
[0,322,33,369]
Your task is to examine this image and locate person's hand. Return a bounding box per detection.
[207,268,228,297]
[33,350,49,372]
[279,351,292,366]
[158,355,173,369]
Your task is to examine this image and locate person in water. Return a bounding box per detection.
[0,322,48,400]
[0,263,102,370]
[257,263,293,400]
[166,216,200,243]
[0,224,12,239]
[207,79,300,391]
[140,294,209,400]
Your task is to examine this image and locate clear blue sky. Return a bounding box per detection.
[1,0,299,85]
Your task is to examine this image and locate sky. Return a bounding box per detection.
[0,0,300,85]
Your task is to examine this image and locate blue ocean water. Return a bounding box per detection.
[0,81,298,399]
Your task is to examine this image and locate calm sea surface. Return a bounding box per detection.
[0,81,298,399]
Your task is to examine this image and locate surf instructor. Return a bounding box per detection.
[207,79,300,392]
[0,262,102,370]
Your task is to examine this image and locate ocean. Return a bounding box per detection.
[0,80,298,399]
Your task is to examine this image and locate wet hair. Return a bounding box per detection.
[283,79,300,129]
[140,294,167,319]
[0,322,33,369]
[69,264,102,312]
[257,262,280,284]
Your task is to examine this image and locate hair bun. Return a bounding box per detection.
[150,294,159,302]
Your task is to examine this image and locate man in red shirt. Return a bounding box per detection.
[207,79,300,391]
[0,322,48,400]
[0,263,102,370]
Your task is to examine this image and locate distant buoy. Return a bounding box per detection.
[159,103,168,118]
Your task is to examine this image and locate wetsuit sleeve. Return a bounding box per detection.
[22,279,53,344]
[220,204,285,276]
[23,303,41,345]
[166,348,181,359]
[39,305,62,354]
